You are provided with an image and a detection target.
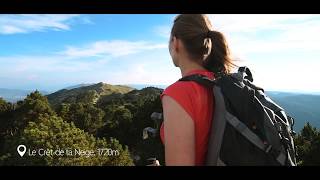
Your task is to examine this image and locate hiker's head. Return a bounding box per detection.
[169,14,234,74]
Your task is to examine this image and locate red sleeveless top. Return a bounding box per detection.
[160,69,215,165]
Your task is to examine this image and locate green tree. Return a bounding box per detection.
[294,122,320,165]
[0,97,11,115]
[11,90,55,133]
[0,91,54,155]
[301,122,318,141]
[0,91,55,164]
[56,103,70,121]
[58,102,105,134]
[98,105,133,145]
[76,90,99,104]
[1,113,133,166]
[0,98,13,155]
[56,90,105,134]
[0,98,13,133]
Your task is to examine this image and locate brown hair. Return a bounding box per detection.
[171,14,235,74]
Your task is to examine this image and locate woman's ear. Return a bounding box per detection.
[172,36,179,53]
[169,36,179,56]
[169,36,180,67]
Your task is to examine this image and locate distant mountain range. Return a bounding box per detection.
[0,88,49,103]
[266,91,320,131]
[1,84,319,131]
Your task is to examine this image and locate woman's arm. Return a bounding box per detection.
[162,95,195,166]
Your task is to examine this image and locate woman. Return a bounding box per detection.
[160,14,234,166]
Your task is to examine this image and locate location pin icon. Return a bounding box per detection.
[17,145,26,157]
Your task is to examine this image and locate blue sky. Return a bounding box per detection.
[0,14,320,93]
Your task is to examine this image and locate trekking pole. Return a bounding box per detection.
[142,112,163,166]
[146,157,160,166]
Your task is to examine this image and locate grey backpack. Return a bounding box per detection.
[179,67,297,166]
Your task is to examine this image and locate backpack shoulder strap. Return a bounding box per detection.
[179,74,216,87]
[179,74,226,165]
[206,86,228,166]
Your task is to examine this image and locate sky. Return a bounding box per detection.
[0,14,320,93]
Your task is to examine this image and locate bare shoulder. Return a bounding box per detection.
[162,95,196,165]
[162,95,194,126]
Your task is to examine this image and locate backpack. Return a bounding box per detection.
[179,66,297,166]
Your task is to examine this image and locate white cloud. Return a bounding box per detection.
[93,54,180,86]
[0,56,93,74]
[0,45,174,87]
[206,14,320,57]
[206,15,320,92]
[0,14,82,34]
[207,14,317,33]
[1,25,25,34]
[153,15,320,58]
[153,25,171,39]
[61,40,167,58]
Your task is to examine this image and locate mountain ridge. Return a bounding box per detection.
[46,82,135,108]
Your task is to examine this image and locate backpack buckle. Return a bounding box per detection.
[265,144,272,153]
[275,122,283,132]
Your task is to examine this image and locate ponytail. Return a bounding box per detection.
[204,30,234,74]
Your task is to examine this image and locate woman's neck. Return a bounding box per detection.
[179,59,206,77]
